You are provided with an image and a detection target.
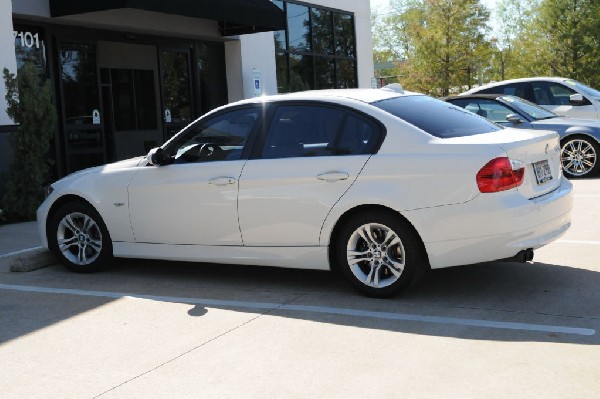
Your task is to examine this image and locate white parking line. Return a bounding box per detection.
[0,283,594,336]
[556,239,600,245]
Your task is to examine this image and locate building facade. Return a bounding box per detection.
[0,0,373,181]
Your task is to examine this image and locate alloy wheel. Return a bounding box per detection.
[56,212,103,266]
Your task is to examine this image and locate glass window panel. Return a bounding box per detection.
[60,43,100,126]
[289,54,314,92]
[273,0,287,51]
[315,57,335,90]
[111,69,136,131]
[334,13,355,57]
[276,52,289,93]
[336,59,357,89]
[372,96,501,138]
[172,107,259,163]
[311,9,333,54]
[134,70,158,130]
[262,105,345,159]
[13,25,47,77]
[161,51,192,124]
[287,3,311,52]
[335,113,381,155]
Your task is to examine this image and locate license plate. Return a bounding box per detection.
[533,160,553,185]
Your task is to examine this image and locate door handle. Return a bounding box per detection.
[316,171,350,182]
[208,177,236,186]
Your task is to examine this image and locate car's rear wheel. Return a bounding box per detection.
[48,201,112,272]
[335,210,425,298]
[560,136,600,178]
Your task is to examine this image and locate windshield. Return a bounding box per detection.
[564,79,600,99]
[372,95,501,138]
[500,96,557,120]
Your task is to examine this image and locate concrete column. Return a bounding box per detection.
[0,0,17,125]
[225,40,244,103]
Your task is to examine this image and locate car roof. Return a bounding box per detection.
[443,94,504,101]
[230,88,422,107]
[462,77,573,94]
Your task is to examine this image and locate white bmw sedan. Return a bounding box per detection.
[37,88,573,297]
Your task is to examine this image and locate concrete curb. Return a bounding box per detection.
[0,247,57,273]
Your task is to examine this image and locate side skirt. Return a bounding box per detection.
[112,242,330,271]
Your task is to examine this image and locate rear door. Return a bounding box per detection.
[238,103,383,246]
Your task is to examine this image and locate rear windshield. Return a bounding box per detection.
[372,95,501,138]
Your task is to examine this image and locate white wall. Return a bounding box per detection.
[1,0,17,125]
[239,32,278,98]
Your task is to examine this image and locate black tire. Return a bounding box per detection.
[48,201,112,273]
[335,210,427,298]
[560,136,600,178]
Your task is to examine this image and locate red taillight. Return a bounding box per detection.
[476,157,525,193]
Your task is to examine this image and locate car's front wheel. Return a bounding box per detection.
[48,201,112,272]
[560,136,600,178]
[335,210,426,298]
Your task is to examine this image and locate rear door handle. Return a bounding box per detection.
[208,177,236,186]
[316,171,350,182]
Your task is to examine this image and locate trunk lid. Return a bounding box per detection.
[443,128,562,199]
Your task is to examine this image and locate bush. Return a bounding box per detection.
[2,62,57,221]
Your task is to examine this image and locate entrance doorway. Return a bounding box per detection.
[98,41,162,162]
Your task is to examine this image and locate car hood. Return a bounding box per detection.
[533,117,600,130]
[54,156,146,185]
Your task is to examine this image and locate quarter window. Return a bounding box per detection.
[261,105,380,159]
[171,108,259,163]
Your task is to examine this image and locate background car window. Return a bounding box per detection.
[172,108,258,163]
[480,82,528,98]
[261,105,381,159]
[531,81,575,105]
[373,95,500,138]
[449,98,513,124]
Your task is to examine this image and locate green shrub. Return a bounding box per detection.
[2,62,57,221]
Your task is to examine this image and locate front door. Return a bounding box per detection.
[127,106,261,245]
[58,42,106,173]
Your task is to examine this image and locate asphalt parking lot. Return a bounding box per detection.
[1,179,599,398]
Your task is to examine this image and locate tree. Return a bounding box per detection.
[2,62,57,221]
[402,0,493,95]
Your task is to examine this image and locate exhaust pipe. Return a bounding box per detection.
[502,248,534,263]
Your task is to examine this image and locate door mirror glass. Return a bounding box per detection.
[569,93,585,105]
[506,113,523,123]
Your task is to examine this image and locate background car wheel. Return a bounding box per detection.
[560,136,600,178]
[335,210,427,298]
[48,201,112,273]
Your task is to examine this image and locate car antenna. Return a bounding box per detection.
[381,83,405,94]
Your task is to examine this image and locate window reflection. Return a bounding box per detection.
[287,3,311,52]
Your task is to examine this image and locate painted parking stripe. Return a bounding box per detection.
[556,239,600,245]
[0,283,594,336]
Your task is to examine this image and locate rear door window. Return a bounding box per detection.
[260,104,382,159]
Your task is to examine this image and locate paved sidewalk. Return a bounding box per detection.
[0,221,54,273]
[0,221,41,256]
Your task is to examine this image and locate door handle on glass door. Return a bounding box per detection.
[316,172,350,182]
[208,177,236,186]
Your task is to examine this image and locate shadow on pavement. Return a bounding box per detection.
[1,258,598,345]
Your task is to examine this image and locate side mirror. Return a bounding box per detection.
[569,93,585,105]
[147,147,168,166]
[506,113,523,124]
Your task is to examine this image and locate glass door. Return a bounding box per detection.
[58,43,105,173]
[159,49,194,140]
